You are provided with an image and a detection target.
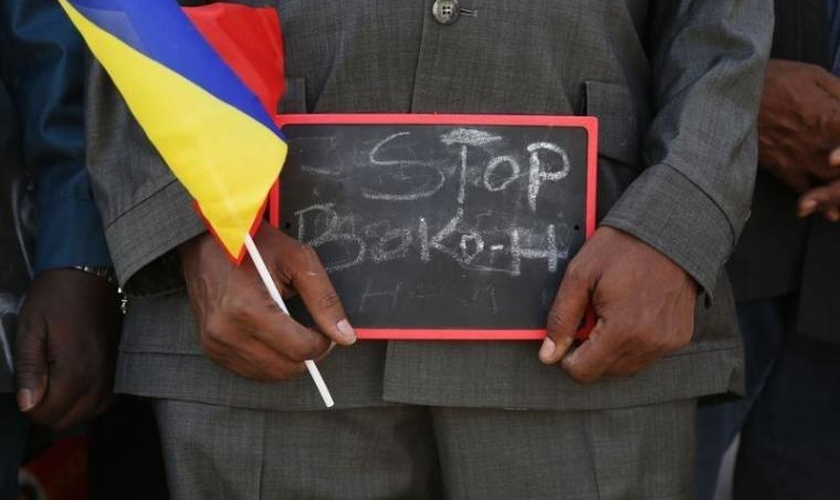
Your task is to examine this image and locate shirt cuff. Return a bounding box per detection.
[601,163,734,297]
[35,197,112,272]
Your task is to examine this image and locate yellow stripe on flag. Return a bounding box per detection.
[59,0,286,260]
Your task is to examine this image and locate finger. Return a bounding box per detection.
[816,69,840,102]
[38,372,115,432]
[314,341,337,364]
[784,170,814,195]
[204,335,308,382]
[13,313,48,413]
[829,146,840,168]
[249,311,332,363]
[602,348,659,379]
[41,390,107,432]
[560,319,624,384]
[540,261,591,365]
[798,197,818,217]
[288,247,356,346]
[798,181,840,217]
[27,354,89,427]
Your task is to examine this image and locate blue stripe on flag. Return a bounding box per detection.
[69,0,282,137]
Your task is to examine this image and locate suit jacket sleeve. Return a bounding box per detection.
[2,0,111,272]
[85,59,205,288]
[601,0,773,296]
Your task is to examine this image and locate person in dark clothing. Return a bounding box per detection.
[0,0,162,497]
[697,1,840,498]
[0,0,116,496]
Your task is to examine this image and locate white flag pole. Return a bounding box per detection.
[244,234,335,408]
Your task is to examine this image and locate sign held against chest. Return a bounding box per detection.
[272,114,597,340]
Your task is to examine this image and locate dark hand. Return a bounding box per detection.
[758,59,840,192]
[798,175,840,221]
[14,269,121,431]
[179,226,355,382]
[539,227,697,383]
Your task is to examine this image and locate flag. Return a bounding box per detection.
[58,0,287,262]
[182,4,285,118]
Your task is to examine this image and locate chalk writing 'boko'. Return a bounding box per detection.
[292,129,572,276]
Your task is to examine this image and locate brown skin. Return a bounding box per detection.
[178,225,356,382]
[183,224,690,384]
[536,59,840,380]
[536,60,840,381]
[758,59,840,220]
[14,269,121,431]
[539,227,697,383]
[797,168,840,220]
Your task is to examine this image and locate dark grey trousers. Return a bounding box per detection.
[152,399,695,500]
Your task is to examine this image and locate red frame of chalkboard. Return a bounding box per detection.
[270,114,598,340]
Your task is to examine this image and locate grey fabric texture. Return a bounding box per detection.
[153,398,695,500]
[86,0,769,411]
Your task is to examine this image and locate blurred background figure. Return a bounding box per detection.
[697,1,840,499]
[1,0,167,498]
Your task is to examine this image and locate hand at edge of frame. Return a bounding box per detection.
[14,269,121,431]
[758,59,840,193]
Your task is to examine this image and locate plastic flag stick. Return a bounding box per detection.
[244,234,335,408]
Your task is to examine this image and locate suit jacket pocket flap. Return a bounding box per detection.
[584,80,643,168]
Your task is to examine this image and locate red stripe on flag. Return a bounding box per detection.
[183,4,285,116]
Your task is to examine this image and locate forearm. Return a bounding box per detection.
[85,60,205,287]
[603,0,773,294]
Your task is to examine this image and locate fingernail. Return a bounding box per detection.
[539,337,556,363]
[17,389,34,412]
[802,199,817,211]
[336,319,357,344]
[829,209,840,221]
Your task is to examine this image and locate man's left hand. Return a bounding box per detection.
[14,269,121,431]
[538,227,697,383]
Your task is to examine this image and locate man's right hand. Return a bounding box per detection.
[179,226,356,382]
[758,59,840,194]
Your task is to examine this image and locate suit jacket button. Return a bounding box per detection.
[432,0,460,25]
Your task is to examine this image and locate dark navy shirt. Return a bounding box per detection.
[1,0,111,272]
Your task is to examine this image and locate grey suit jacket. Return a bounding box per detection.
[86,0,772,411]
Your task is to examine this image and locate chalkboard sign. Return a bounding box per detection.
[271,114,597,340]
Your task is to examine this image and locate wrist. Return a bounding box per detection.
[68,266,127,313]
[177,232,212,260]
[70,265,118,286]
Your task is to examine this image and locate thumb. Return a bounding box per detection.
[540,262,591,365]
[14,313,48,412]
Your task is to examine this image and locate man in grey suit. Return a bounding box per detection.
[83,1,770,499]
